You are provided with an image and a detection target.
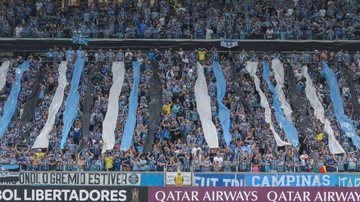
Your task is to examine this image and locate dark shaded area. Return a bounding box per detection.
[79,65,97,150]
[144,61,163,153]
[341,65,360,120]
[286,64,314,137]
[230,59,255,126]
[1,39,360,52]
[19,67,44,138]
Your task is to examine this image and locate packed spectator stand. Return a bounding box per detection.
[1,0,360,40]
[0,47,359,173]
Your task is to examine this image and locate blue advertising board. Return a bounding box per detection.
[140,173,164,186]
[194,173,245,187]
[245,173,360,187]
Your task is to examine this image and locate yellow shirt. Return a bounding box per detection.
[175,174,183,186]
[162,103,172,115]
[198,51,206,61]
[35,152,46,159]
[105,156,114,169]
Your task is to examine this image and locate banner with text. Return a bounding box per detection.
[245,173,360,187]
[0,185,147,202]
[194,173,245,187]
[149,187,360,202]
[0,172,141,186]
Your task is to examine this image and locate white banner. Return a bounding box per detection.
[0,61,10,91]
[195,62,219,148]
[165,172,192,186]
[0,172,140,186]
[102,62,126,153]
[33,61,68,149]
[271,58,293,122]
[246,61,289,146]
[302,66,345,154]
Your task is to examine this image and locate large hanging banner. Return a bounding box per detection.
[120,62,141,151]
[246,61,289,147]
[102,62,126,153]
[212,61,231,145]
[194,62,219,148]
[33,61,68,149]
[302,65,345,154]
[149,187,359,202]
[60,57,85,149]
[0,185,147,202]
[263,61,299,147]
[0,61,10,91]
[0,61,29,139]
[323,61,360,149]
[271,58,293,123]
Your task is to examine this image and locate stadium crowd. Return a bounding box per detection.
[0,47,359,173]
[1,0,360,39]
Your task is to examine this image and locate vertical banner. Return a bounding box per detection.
[323,61,360,149]
[246,61,289,147]
[60,57,85,149]
[0,61,29,139]
[263,61,299,147]
[271,59,294,122]
[120,62,141,151]
[33,61,68,149]
[212,61,231,145]
[302,65,345,154]
[194,62,219,148]
[102,62,126,153]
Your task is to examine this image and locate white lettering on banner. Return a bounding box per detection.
[0,172,140,186]
[313,191,360,202]
[21,189,128,201]
[155,191,199,202]
[194,176,243,187]
[338,176,360,187]
[252,175,331,187]
[203,191,258,201]
[165,172,192,186]
[267,191,311,202]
